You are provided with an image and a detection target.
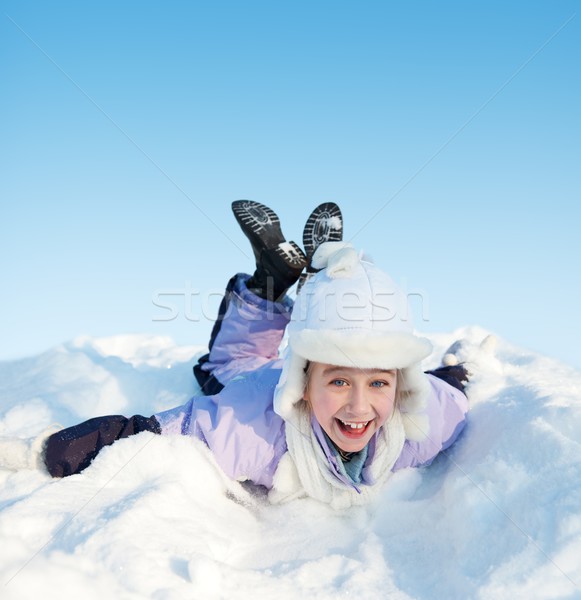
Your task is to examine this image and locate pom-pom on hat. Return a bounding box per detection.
[273,242,433,441]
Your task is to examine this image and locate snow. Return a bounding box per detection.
[1,329,581,599]
[325,215,342,231]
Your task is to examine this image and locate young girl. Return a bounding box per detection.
[3,201,469,509]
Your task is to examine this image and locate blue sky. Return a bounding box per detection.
[1,1,580,369]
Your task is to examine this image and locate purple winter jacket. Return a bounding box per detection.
[155,275,469,490]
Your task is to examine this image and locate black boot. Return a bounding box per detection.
[298,202,343,290]
[232,200,306,301]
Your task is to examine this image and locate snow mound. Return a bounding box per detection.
[69,334,202,368]
[0,334,205,436]
[1,329,580,599]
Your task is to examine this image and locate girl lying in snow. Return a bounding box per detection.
[2,201,471,509]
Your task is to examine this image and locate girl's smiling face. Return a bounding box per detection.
[303,362,398,453]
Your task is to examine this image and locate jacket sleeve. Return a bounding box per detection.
[155,367,287,488]
[44,414,161,477]
[194,274,292,390]
[393,374,469,470]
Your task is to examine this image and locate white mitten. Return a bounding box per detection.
[442,334,498,368]
[0,424,62,471]
[442,334,502,383]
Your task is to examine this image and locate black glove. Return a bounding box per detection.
[425,364,470,393]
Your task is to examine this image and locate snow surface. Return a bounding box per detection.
[1,328,580,600]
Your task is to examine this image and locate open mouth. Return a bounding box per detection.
[336,418,372,438]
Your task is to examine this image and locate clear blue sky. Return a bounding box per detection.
[1,1,580,369]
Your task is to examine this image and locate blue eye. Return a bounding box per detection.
[371,380,387,388]
[331,379,347,387]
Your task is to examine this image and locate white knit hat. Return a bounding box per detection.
[273,242,433,441]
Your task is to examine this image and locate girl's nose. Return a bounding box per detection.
[346,385,370,415]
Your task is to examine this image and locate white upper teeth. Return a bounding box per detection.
[341,420,368,430]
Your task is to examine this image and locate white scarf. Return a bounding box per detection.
[269,408,406,510]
